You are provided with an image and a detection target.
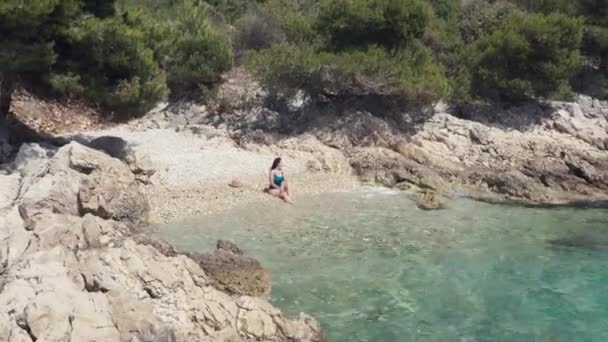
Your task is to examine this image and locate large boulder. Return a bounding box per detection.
[189,240,272,299]
[69,142,149,225]
[13,142,148,226]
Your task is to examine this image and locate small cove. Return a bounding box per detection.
[155,189,608,341]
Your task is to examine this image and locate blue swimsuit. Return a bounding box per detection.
[273,173,285,187]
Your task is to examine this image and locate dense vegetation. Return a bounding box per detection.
[0,0,606,119]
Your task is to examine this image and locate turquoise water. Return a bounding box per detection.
[155,189,608,341]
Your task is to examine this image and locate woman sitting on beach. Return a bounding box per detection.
[268,157,293,204]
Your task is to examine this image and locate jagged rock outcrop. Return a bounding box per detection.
[343,95,608,206]
[0,142,325,342]
[349,147,448,192]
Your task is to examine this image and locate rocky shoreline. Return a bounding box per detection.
[128,69,608,210]
[2,71,608,341]
[0,142,324,341]
[134,93,608,210]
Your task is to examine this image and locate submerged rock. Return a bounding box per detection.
[547,235,608,251]
[415,191,448,210]
[189,240,272,299]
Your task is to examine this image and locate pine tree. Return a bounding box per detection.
[0,0,81,116]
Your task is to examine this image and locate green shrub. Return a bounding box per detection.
[578,0,608,74]
[83,0,117,17]
[47,73,85,96]
[583,25,608,74]
[316,0,432,51]
[460,0,520,43]
[121,1,233,98]
[234,10,285,56]
[430,0,462,20]
[102,74,168,117]
[60,15,168,116]
[260,0,320,45]
[205,0,261,22]
[509,0,578,15]
[164,0,233,95]
[423,12,463,73]
[0,0,83,114]
[466,12,583,101]
[248,43,449,104]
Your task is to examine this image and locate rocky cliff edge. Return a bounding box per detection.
[0,142,324,342]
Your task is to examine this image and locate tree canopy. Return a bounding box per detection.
[0,0,232,119]
[1,0,607,120]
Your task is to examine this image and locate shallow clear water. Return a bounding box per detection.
[155,189,608,341]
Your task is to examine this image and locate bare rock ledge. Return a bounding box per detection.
[0,142,325,342]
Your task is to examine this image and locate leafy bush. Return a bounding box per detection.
[583,25,608,74]
[102,74,168,116]
[247,0,447,105]
[118,1,234,98]
[0,0,82,114]
[466,12,583,101]
[430,0,462,20]
[83,0,117,17]
[248,43,449,103]
[58,15,168,117]
[205,0,264,22]
[163,1,233,95]
[260,0,320,45]
[423,9,463,72]
[578,0,608,74]
[47,73,85,96]
[460,0,520,43]
[234,10,285,56]
[316,0,432,51]
[509,0,578,15]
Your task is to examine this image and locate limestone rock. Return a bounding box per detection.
[67,142,149,225]
[350,147,448,192]
[132,234,179,257]
[469,127,491,145]
[415,191,448,210]
[11,142,148,226]
[1,138,324,342]
[86,135,156,180]
[189,240,271,299]
[13,143,52,175]
[0,173,21,211]
[87,135,133,162]
[229,178,243,188]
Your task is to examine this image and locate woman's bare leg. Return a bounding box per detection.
[279,183,293,204]
[282,182,293,200]
[269,187,292,204]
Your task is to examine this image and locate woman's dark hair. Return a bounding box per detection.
[271,157,281,170]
